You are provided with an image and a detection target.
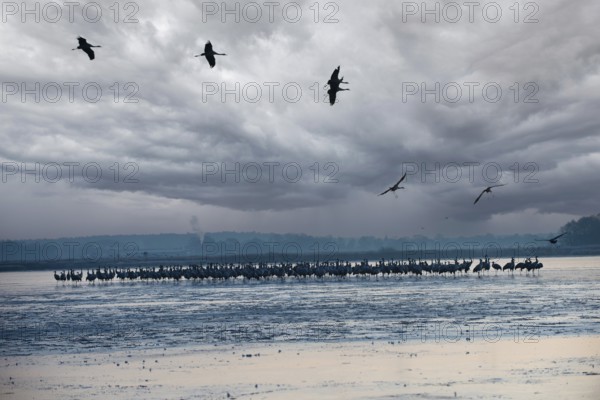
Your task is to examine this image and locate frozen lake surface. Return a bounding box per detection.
[1,257,599,356]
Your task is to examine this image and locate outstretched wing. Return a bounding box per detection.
[328,88,336,105]
[205,53,216,68]
[396,173,407,186]
[379,188,391,196]
[550,232,567,241]
[330,66,340,83]
[82,47,95,60]
[473,190,485,205]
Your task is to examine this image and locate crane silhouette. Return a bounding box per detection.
[72,37,101,60]
[536,232,568,244]
[326,66,349,105]
[327,66,349,88]
[195,41,226,68]
[473,184,506,205]
[379,173,407,196]
[328,86,350,106]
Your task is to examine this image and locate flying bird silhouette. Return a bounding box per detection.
[473,184,506,204]
[72,36,101,60]
[379,173,407,196]
[326,66,349,105]
[195,41,226,68]
[327,66,349,88]
[536,232,568,244]
[328,86,350,106]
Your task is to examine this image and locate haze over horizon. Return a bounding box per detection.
[0,225,571,243]
[1,0,599,240]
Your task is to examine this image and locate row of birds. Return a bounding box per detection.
[72,37,349,105]
[73,37,224,66]
[53,257,544,283]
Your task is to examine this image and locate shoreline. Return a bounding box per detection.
[3,329,597,358]
[2,335,599,399]
[3,253,600,273]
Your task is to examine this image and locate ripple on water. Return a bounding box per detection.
[0,257,599,355]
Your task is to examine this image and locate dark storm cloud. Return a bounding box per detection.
[1,0,599,239]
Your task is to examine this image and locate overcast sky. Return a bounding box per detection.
[1,0,599,240]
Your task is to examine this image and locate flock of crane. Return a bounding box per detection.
[72,37,349,106]
[378,171,511,206]
[71,37,575,210]
[52,256,543,284]
[70,36,569,266]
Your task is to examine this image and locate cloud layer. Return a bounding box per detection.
[1,0,599,240]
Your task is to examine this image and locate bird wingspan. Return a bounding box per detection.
[83,47,95,60]
[328,88,336,105]
[331,66,340,82]
[379,188,391,196]
[206,53,216,68]
[473,190,485,204]
[396,173,407,185]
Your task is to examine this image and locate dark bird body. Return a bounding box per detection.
[327,66,349,88]
[473,260,483,275]
[379,173,407,196]
[72,37,101,60]
[503,258,515,273]
[473,184,506,204]
[195,41,226,68]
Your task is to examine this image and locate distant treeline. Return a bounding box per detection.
[1,214,599,270]
[560,213,600,246]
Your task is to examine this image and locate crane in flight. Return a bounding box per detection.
[328,86,350,106]
[379,173,407,196]
[326,66,349,105]
[327,66,349,88]
[195,41,226,68]
[473,184,506,205]
[72,37,101,60]
[536,232,568,244]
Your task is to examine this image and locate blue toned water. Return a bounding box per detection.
[1,257,599,355]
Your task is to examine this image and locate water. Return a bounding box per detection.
[1,257,599,356]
